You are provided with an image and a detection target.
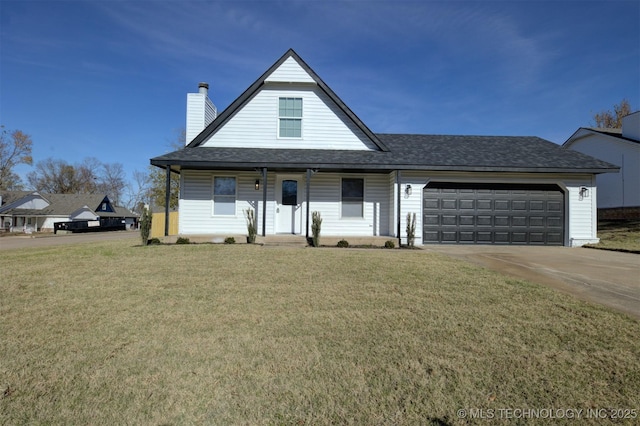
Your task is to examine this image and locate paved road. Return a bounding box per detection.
[424,245,640,320]
[0,231,139,250]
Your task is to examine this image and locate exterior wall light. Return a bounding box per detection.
[405,184,412,196]
[255,180,260,190]
[579,186,589,200]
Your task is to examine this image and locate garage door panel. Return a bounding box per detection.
[477,232,492,242]
[477,199,492,210]
[441,231,458,242]
[512,200,527,210]
[477,216,492,226]
[495,200,510,210]
[530,232,545,243]
[459,231,475,241]
[442,215,457,225]
[530,216,544,227]
[460,199,474,209]
[547,217,563,227]
[424,214,439,225]
[512,232,527,243]
[547,233,563,243]
[530,201,544,211]
[459,215,474,226]
[423,183,564,246]
[442,199,457,209]
[495,216,509,226]
[424,199,439,209]
[494,232,510,243]
[511,216,527,227]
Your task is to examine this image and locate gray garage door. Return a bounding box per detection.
[423,183,564,245]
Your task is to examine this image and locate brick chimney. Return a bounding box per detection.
[186,82,217,145]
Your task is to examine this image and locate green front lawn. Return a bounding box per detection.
[1,241,638,424]
[591,220,640,252]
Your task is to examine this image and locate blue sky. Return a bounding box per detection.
[2,0,638,188]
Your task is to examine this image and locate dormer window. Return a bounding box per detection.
[278,97,302,138]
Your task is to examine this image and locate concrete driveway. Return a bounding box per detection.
[424,245,640,320]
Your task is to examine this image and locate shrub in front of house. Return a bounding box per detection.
[176,237,190,245]
[384,240,396,249]
[406,212,416,247]
[224,237,236,244]
[244,208,257,243]
[140,208,152,246]
[148,238,161,245]
[337,239,349,248]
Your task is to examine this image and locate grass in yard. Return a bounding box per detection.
[589,220,640,252]
[1,241,639,425]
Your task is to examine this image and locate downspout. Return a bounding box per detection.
[262,167,267,237]
[164,165,171,237]
[396,170,402,246]
[305,168,311,239]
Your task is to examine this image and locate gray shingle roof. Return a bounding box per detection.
[151,133,619,174]
[0,193,138,218]
[151,49,618,175]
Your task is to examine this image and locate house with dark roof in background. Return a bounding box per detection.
[0,191,138,233]
[150,49,618,246]
[563,111,639,218]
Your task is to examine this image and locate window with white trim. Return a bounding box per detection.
[279,97,302,138]
[341,178,364,217]
[213,176,236,215]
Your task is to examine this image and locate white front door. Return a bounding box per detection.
[276,175,303,234]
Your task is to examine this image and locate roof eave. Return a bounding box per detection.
[150,158,619,174]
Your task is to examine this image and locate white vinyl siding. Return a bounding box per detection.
[566,134,639,208]
[180,171,265,235]
[180,171,390,237]
[264,56,316,83]
[307,173,390,237]
[201,86,378,150]
[186,93,216,144]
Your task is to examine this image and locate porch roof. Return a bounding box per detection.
[150,133,620,174]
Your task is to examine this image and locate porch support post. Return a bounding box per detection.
[305,168,311,239]
[164,165,171,237]
[396,170,402,245]
[262,167,267,237]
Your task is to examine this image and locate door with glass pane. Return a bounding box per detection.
[276,176,302,234]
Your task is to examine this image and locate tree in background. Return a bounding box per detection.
[97,162,126,205]
[146,129,184,210]
[27,157,126,203]
[124,129,184,213]
[148,165,180,210]
[0,126,33,190]
[592,99,632,128]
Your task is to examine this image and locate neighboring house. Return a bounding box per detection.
[0,192,138,233]
[563,112,640,214]
[150,49,618,247]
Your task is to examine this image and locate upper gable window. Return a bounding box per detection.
[279,97,302,138]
